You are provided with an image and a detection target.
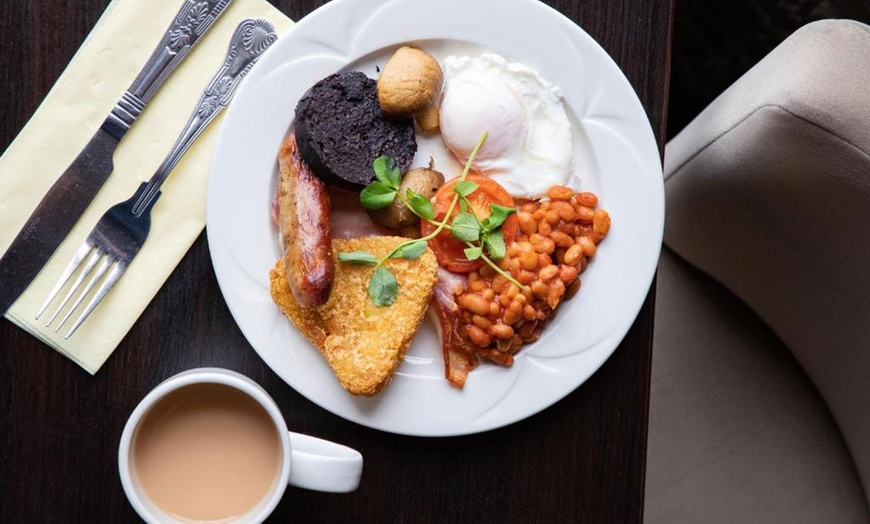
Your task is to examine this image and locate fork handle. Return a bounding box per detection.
[104,0,234,139]
[132,18,277,216]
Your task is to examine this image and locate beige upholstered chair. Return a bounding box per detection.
[646,20,870,523]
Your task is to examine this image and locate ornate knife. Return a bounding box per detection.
[0,0,234,316]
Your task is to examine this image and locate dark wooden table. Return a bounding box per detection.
[0,1,671,522]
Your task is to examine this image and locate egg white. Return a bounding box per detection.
[439,53,577,198]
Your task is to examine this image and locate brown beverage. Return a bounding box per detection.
[132,383,282,522]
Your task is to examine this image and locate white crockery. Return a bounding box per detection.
[207,0,664,436]
[118,368,363,524]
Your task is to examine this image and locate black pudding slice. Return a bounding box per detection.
[294,71,417,190]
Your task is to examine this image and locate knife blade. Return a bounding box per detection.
[0,129,117,315]
[0,0,234,316]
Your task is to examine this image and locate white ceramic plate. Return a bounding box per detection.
[207,0,664,436]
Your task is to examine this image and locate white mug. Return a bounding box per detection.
[118,368,363,523]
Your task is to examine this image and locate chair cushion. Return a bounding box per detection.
[662,19,870,501]
[645,249,869,524]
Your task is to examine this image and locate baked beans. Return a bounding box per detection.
[454,186,611,365]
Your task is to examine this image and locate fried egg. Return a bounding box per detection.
[438,53,576,198]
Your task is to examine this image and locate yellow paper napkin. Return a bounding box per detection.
[0,0,294,373]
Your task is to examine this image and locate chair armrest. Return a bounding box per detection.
[663,19,870,501]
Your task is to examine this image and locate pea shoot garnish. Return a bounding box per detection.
[338,132,524,306]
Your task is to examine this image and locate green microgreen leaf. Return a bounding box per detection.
[368,265,398,307]
[358,133,496,307]
[390,240,427,260]
[484,229,507,260]
[463,246,483,260]
[373,156,401,189]
[360,182,396,209]
[484,204,517,231]
[338,251,379,265]
[451,213,481,242]
[453,180,478,198]
[405,189,435,220]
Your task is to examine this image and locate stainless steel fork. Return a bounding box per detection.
[36,18,277,339]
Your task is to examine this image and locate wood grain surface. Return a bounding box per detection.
[0,1,672,522]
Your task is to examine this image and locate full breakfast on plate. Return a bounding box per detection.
[268,45,611,396]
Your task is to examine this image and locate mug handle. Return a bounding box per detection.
[287,432,363,493]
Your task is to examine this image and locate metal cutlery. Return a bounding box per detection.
[35,18,278,338]
[0,0,234,316]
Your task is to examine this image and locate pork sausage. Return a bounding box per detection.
[278,135,334,307]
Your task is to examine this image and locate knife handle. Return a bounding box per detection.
[103,0,234,138]
[130,18,278,216]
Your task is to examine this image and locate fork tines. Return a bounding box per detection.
[35,240,126,339]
